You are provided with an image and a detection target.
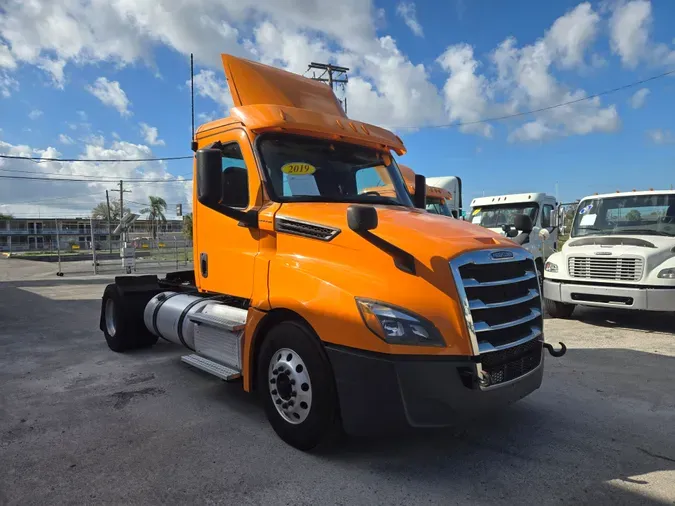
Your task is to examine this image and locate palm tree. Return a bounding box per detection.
[140,196,167,244]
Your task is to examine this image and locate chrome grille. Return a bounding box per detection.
[568,256,643,281]
[450,248,543,358]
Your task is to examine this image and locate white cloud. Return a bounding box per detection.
[139,123,165,146]
[629,87,649,109]
[189,69,232,110]
[58,134,74,145]
[438,44,492,137]
[647,129,675,144]
[28,109,43,120]
[0,42,16,69]
[609,0,675,68]
[489,3,619,142]
[396,2,424,37]
[0,135,192,216]
[0,72,18,97]
[86,77,131,116]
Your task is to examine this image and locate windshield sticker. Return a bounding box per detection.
[472,216,482,225]
[281,162,316,176]
[580,214,597,227]
[472,207,481,216]
[579,203,593,215]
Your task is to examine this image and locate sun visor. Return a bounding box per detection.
[221,54,347,118]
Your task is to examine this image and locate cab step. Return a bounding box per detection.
[181,354,241,381]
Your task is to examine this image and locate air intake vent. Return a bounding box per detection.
[275,217,340,241]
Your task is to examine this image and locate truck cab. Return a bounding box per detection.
[470,193,559,274]
[543,190,675,318]
[427,176,463,218]
[99,54,565,451]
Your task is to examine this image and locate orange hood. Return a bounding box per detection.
[277,203,511,261]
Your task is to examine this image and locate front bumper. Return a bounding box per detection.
[543,279,675,311]
[325,343,544,436]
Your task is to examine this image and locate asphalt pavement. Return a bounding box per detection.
[1,257,674,505]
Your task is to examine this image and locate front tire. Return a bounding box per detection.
[257,321,341,451]
[544,298,575,318]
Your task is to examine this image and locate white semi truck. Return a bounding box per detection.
[426,176,462,218]
[469,193,559,276]
[543,190,675,318]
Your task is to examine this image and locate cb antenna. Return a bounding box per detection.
[190,53,197,152]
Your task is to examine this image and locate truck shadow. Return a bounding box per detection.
[570,306,675,334]
[318,347,675,505]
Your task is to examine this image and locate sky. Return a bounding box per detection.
[1,0,674,219]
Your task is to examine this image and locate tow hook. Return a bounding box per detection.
[543,341,567,357]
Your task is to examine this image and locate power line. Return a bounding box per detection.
[392,68,675,130]
[0,154,192,163]
[0,174,192,183]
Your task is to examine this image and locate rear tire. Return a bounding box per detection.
[257,321,341,451]
[544,298,575,318]
[101,284,158,352]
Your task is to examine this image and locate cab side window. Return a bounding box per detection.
[542,204,554,228]
[221,143,249,209]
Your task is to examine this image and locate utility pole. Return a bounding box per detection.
[111,180,131,243]
[306,62,349,113]
[105,190,113,254]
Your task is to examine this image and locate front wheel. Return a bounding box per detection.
[544,298,575,318]
[257,321,341,451]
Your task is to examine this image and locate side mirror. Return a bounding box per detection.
[413,174,426,209]
[539,228,550,241]
[197,148,222,208]
[451,210,459,219]
[347,205,378,233]
[514,214,533,233]
[196,148,257,228]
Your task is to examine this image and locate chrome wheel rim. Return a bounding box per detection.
[268,348,312,424]
[104,298,116,337]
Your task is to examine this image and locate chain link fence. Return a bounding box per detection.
[1,218,193,275]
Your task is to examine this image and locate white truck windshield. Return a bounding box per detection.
[471,203,538,228]
[257,134,414,207]
[571,194,675,237]
[426,197,452,217]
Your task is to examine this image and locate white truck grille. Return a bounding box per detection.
[568,257,643,281]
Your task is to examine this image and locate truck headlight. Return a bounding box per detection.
[657,268,675,279]
[545,261,558,273]
[355,298,445,346]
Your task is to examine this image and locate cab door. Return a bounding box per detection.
[194,128,262,299]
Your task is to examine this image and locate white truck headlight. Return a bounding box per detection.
[545,261,558,273]
[657,268,675,279]
[356,298,445,346]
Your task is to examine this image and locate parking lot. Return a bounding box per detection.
[1,257,674,506]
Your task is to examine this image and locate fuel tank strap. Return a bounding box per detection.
[152,292,183,342]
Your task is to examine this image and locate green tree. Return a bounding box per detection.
[140,196,167,242]
[91,201,130,221]
[182,213,193,239]
[0,213,14,220]
[625,209,642,222]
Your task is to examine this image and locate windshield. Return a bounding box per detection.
[257,134,414,207]
[571,194,675,237]
[426,197,453,217]
[470,203,538,228]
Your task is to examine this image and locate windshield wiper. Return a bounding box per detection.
[614,229,673,237]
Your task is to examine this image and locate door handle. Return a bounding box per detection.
[200,252,208,278]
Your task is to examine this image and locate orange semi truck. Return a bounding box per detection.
[100,54,566,450]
